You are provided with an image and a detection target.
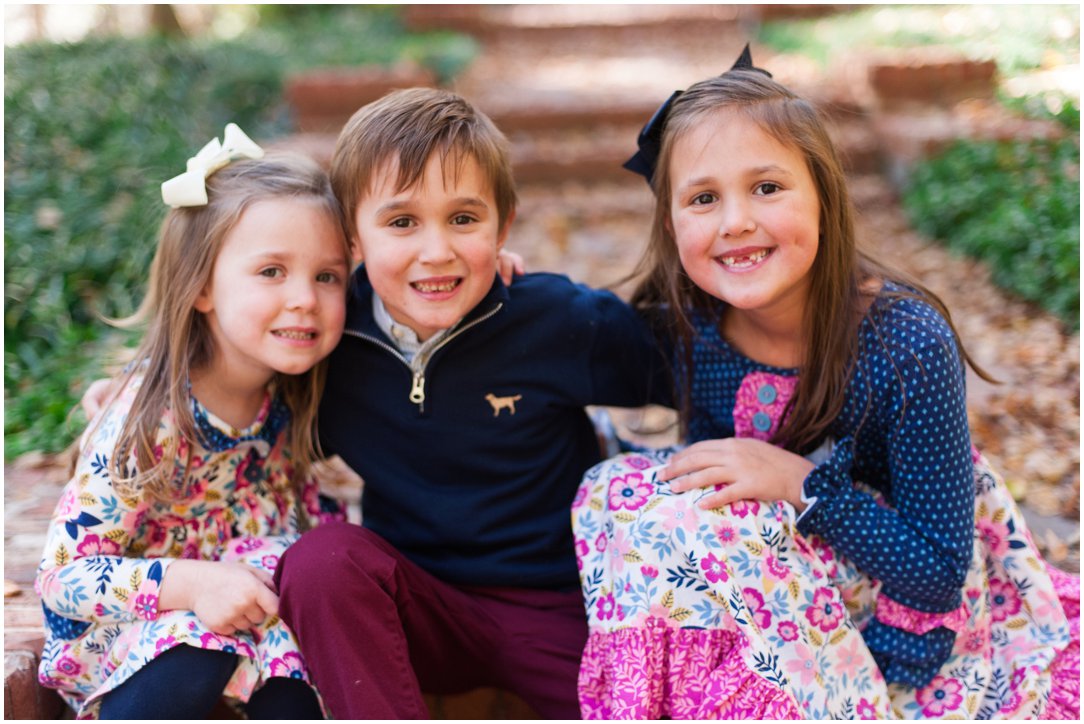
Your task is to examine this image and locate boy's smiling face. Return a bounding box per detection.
[354,152,509,342]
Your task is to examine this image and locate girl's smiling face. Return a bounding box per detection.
[195,197,349,388]
[668,110,821,326]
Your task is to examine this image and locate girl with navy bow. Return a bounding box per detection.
[573,48,1079,719]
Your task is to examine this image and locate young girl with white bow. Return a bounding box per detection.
[574,49,1079,719]
[35,125,352,719]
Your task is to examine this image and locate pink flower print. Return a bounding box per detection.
[572,485,588,510]
[55,487,79,519]
[700,552,728,583]
[784,643,817,686]
[1000,692,1023,714]
[608,472,653,512]
[977,517,1010,556]
[232,538,265,555]
[855,698,878,720]
[989,577,1023,622]
[155,635,178,655]
[916,675,963,717]
[574,538,589,570]
[594,532,607,553]
[641,565,658,580]
[625,456,652,470]
[54,656,82,677]
[962,624,990,653]
[728,498,760,518]
[596,593,619,621]
[1002,633,1032,661]
[146,518,170,547]
[805,587,844,632]
[609,529,633,573]
[132,593,158,620]
[38,674,65,689]
[765,554,789,580]
[742,588,771,629]
[260,554,280,572]
[269,651,307,680]
[659,499,699,534]
[777,620,799,642]
[200,631,226,649]
[234,449,264,489]
[76,533,123,558]
[714,521,737,545]
[835,636,864,680]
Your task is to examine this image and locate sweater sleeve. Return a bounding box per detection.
[35,389,180,635]
[795,336,974,687]
[578,288,673,408]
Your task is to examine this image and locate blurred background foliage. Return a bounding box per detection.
[758,3,1079,329]
[4,5,478,458]
[4,4,1080,459]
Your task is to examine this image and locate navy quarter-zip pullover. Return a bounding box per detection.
[318,267,668,589]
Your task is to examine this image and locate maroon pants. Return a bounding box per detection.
[275,522,587,719]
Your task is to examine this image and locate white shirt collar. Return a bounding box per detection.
[371,293,451,363]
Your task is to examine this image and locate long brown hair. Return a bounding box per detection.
[103,154,351,503]
[631,70,991,452]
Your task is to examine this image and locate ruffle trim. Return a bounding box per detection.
[579,625,802,720]
[1041,563,1080,720]
[874,593,969,634]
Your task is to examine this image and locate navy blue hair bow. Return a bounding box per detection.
[623,44,772,186]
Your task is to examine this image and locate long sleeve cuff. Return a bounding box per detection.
[795,437,855,535]
[861,592,967,688]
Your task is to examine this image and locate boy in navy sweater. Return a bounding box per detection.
[274,88,667,718]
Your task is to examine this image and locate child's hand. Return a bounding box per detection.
[660,438,814,511]
[314,454,364,507]
[497,248,525,285]
[81,378,117,419]
[160,560,279,636]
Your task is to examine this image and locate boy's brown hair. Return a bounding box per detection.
[331,87,518,240]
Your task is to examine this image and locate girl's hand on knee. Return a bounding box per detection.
[160,560,279,635]
[660,438,813,511]
[497,248,525,285]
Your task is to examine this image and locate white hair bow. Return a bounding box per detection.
[161,123,265,207]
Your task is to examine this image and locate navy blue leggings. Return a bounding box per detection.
[97,644,322,719]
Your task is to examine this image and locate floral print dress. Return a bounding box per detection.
[35,377,337,718]
[574,447,1079,719]
[574,295,1078,720]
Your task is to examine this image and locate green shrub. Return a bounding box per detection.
[4,37,289,459]
[902,137,1080,330]
[4,9,477,459]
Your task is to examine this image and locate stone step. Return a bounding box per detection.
[271,106,880,186]
[403,3,753,37]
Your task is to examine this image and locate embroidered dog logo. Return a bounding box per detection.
[485,393,522,417]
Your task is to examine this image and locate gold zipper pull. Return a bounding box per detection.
[409,372,425,404]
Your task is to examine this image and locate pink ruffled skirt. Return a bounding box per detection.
[573,449,1079,719]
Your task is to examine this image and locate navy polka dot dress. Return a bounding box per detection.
[682,283,974,685]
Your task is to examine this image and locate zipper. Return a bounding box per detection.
[342,301,504,411]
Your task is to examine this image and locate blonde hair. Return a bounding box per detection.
[632,71,991,452]
[330,87,517,240]
[105,153,351,504]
